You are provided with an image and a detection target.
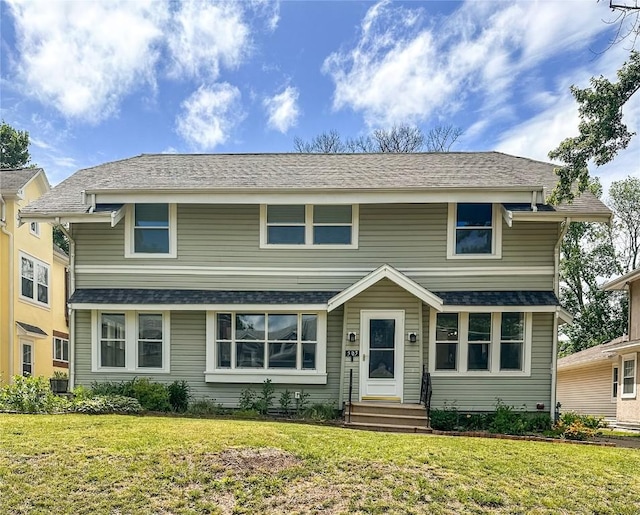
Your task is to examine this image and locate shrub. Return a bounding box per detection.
[131,378,171,412]
[255,379,275,415]
[429,403,460,431]
[489,399,527,435]
[525,413,553,432]
[167,380,190,412]
[302,402,338,421]
[90,380,131,397]
[554,412,607,440]
[295,390,310,415]
[239,387,257,411]
[72,395,142,415]
[186,399,228,417]
[0,376,70,414]
[279,390,293,416]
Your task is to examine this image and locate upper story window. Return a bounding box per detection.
[447,203,502,259]
[125,204,177,258]
[260,205,358,249]
[29,222,40,237]
[19,252,49,307]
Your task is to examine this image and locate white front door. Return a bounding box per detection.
[360,310,404,401]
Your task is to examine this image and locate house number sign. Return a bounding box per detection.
[345,350,360,361]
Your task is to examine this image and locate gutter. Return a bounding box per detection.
[56,219,76,389]
[553,218,571,296]
[1,195,15,379]
[551,312,559,417]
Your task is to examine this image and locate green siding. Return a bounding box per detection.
[74,308,344,408]
[427,312,554,412]
[73,204,557,291]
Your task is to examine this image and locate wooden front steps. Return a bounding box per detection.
[344,402,432,434]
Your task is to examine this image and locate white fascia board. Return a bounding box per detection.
[601,339,640,355]
[111,205,126,227]
[602,268,640,291]
[327,263,444,312]
[70,302,329,311]
[501,206,513,228]
[93,189,542,205]
[556,307,573,324]
[19,212,111,224]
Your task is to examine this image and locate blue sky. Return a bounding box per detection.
[1,0,638,191]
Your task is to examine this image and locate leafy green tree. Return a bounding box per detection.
[608,176,640,271]
[548,51,640,204]
[0,121,32,169]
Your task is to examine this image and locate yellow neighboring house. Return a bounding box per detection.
[0,168,69,384]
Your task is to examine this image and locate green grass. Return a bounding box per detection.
[1,415,639,514]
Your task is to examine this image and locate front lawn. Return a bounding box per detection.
[1,415,639,514]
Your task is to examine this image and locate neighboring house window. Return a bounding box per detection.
[612,365,619,401]
[53,337,69,362]
[124,204,177,258]
[205,311,327,383]
[435,313,459,370]
[622,354,637,399]
[260,205,358,248]
[29,222,40,237]
[19,252,49,306]
[500,313,524,371]
[22,343,33,376]
[447,203,502,259]
[92,311,170,372]
[430,311,532,375]
[468,313,491,371]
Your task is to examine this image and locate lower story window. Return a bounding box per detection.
[612,366,619,400]
[622,354,637,398]
[215,312,318,371]
[22,343,33,376]
[500,313,524,371]
[93,311,170,372]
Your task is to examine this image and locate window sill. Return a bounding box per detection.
[446,253,502,260]
[91,367,171,374]
[430,370,530,377]
[621,393,637,400]
[18,296,50,310]
[204,370,327,384]
[259,244,358,250]
[124,252,177,259]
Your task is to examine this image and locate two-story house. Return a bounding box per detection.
[1,168,69,383]
[19,153,610,421]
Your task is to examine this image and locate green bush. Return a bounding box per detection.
[131,378,171,412]
[186,399,228,417]
[279,390,293,416]
[72,395,142,415]
[255,379,275,415]
[489,400,527,435]
[167,380,190,412]
[0,376,70,413]
[430,403,460,431]
[302,402,338,421]
[239,387,257,411]
[553,412,607,440]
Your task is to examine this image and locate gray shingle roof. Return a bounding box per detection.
[16,321,48,336]
[20,152,609,217]
[69,289,342,305]
[557,335,628,369]
[70,288,560,307]
[434,291,559,306]
[0,168,41,194]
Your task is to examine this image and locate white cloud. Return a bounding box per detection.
[176,84,244,150]
[323,0,613,127]
[249,0,280,32]
[167,1,250,80]
[264,86,300,133]
[6,0,168,123]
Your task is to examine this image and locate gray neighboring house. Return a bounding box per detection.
[19,152,611,417]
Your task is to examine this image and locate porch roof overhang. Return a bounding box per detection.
[327,264,444,313]
[16,321,48,339]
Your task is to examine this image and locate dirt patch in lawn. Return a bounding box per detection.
[215,447,302,474]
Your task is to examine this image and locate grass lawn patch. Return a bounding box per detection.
[1,414,640,514]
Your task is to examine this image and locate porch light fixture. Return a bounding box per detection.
[408,332,418,343]
[348,332,357,343]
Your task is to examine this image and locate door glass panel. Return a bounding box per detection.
[369,319,395,379]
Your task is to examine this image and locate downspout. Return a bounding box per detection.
[0,196,14,379]
[56,219,76,388]
[551,217,570,417]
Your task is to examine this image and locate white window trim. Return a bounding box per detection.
[29,221,40,237]
[18,251,50,308]
[21,340,34,377]
[446,203,503,260]
[429,311,532,376]
[91,310,171,373]
[124,204,177,258]
[259,204,359,249]
[621,353,637,399]
[53,337,70,363]
[612,364,619,403]
[204,310,327,383]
